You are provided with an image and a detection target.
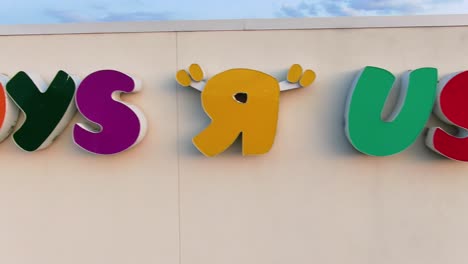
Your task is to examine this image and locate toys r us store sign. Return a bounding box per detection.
[1,63,468,161]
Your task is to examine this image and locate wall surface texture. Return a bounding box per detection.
[1,18,468,264]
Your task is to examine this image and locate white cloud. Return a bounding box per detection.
[43,9,170,23]
[32,0,282,23]
[278,0,468,17]
[0,0,466,24]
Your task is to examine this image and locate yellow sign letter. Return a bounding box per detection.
[176,64,315,157]
[196,69,279,156]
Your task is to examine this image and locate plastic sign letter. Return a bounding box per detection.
[73,70,147,155]
[426,71,468,161]
[345,66,437,156]
[176,64,315,157]
[196,69,280,156]
[6,71,78,152]
[0,74,19,142]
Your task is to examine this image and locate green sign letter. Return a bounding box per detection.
[345,66,437,156]
[6,71,78,152]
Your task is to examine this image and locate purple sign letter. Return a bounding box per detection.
[73,70,147,155]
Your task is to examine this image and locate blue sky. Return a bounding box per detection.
[1,0,468,24]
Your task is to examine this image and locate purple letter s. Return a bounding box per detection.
[73,70,147,155]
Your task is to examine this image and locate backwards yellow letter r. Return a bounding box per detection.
[195,69,280,157]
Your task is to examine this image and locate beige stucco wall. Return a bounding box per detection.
[0,23,468,264]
